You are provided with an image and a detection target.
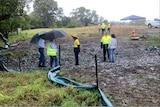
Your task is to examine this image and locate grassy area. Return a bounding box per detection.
[1,26,95,46]
[0,71,102,106]
[8,26,98,42]
[146,34,160,47]
[1,25,159,48]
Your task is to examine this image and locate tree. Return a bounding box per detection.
[33,0,63,28]
[98,16,104,23]
[28,12,44,28]
[90,10,99,24]
[66,18,82,28]
[61,16,71,27]
[0,0,32,21]
[0,0,32,39]
[70,7,99,26]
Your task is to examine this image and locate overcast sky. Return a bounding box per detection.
[28,0,160,21]
[56,0,160,21]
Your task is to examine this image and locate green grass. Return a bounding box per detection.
[1,26,160,48]
[146,34,160,47]
[127,33,160,48]
[0,71,101,106]
[0,27,96,46]
[8,28,53,42]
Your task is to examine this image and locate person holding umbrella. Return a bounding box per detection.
[38,38,46,67]
[71,34,80,65]
[47,39,58,68]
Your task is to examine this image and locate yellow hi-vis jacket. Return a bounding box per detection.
[101,23,106,29]
[101,34,111,44]
[108,23,111,28]
[47,43,57,56]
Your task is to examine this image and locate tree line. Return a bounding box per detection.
[0,0,108,39]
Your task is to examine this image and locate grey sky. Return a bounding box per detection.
[57,0,160,21]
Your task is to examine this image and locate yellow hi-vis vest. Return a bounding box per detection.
[101,23,106,29]
[101,34,111,44]
[47,43,57,56]
[108,23,111,28]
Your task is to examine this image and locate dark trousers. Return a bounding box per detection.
[102,44,109,61]
[74,52,79,65]
[38,48,45,66]
[50,56,58,67]
[102,29,106,35]
[107,28,111,34]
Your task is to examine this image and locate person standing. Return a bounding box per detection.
[108,34,117,62]
[71,34,80,65]
[107,22,111,34]
[100,32,111,62]
[98,23,102,34]
[101,23,106,35]
[38,38,46,67]
[47,40,58,68]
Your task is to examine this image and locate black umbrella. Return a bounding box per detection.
[30,31,46,43]
[42,30,67,40]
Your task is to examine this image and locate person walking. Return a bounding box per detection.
[47,40,58,68]
[71,34,80,65]
[100,32,111,62]
[108,34,117,62]
[38,38,46,67]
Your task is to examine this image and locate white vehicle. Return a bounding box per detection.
[145,18,160,28]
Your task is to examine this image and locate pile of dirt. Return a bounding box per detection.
[1,28,160,106]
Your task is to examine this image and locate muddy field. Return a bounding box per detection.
[2,26,160,106]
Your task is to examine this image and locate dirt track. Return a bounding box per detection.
[2,26,160,106]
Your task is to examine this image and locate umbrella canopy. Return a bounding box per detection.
[42,30,67,40]
[120,15,146,21]
[30,31,46,43]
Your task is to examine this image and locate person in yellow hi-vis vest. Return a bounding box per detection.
[47,40,58,67]
[101,23,106,35]
[101,32,111,62]
[107,22,111,34]
[71,34,80,65]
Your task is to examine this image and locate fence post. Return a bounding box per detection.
[59,45,61,65]
[95,55,98,89]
